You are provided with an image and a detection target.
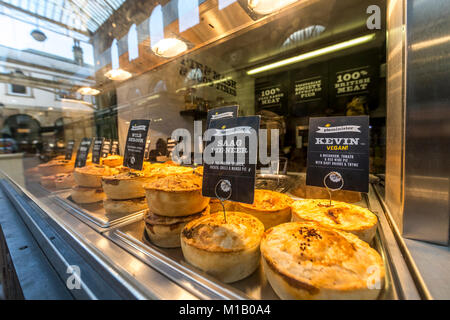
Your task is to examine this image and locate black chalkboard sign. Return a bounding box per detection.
[206,105,238,129]
[111,140,119,155]
[65,140,75,160]
[306,116,369,193]
[202,116,260,204]
[123,120,151,170]
[75,138,92,168]
[92,137,104,164]
[101,139,112,158]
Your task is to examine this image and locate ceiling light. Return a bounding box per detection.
[248,0,297,15]
[247,33,376,75]
[77,87,100,95]
[104,69,132,81]
[152,38,188,58]
[31,29,47,42]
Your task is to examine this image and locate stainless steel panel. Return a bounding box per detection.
[51,190,145,232]
[385,0,406,230]
[403,0,450,245]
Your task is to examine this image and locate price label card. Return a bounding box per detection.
[75,138,92,168]
[206,105,239,129]
[65,140,75,160]
[306,116,369,193]
[110,140,119,155]
[123,120,151,170]
[92,137,104,164]
[101,139,112,158]
[202,116,260,204]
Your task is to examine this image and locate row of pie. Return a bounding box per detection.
[136,171,383,300]
[30,157,384,300]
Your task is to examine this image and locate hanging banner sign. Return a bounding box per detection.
[256,84,285,110]
[295,76,323,102]
[334,66,371,96]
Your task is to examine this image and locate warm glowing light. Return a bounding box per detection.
[104,68,132,81]
[77,87,100,95]
[248,0,297,15]
[152,38,188,58]
[247,34,376,75]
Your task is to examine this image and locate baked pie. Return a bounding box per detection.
[38,159,73,176]
[144,173,209,217]
[291,199,378,243]
[103,197,148,215]
[145,206,209,248]
[181,211,264,283]
[290,174,361,203]
[209,198,235,213]
[101,155,123,167]
[54,173,75,189]
[260,222,385,300]
[71,185,106,204]
[102,171,156,200]
[40,175,56,189]
[237,189,293,229]
[74,164,117,188]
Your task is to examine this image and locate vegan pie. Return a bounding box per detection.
[291,199,378,243]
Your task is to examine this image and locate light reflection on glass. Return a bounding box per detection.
[150,5,164,49]
[178,0,200,33]
[111,38,119,69]
[218,0,237,10]
[128,24,139,61]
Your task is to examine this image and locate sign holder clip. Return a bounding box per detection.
[323,171,344,207]
[215,179,232,223]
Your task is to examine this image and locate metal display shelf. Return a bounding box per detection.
[0,172,428,300]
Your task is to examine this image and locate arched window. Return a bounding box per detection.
[178,0,199,33]
[218,0,236,10]
[150,5,164,50]
[7,69,31,97]
[281,25,326,49]
[111,39,119,69]
[128,24,139,61]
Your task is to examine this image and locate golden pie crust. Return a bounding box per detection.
[54,173,75,189]
[38,159,73,176]
[102,171,157,200]
[74,165,117,188]
[144,206,209,248]
[181,211,264,283]
[209,198,235,213]
[144,173,209,217]
[260,222,385,300]
[291,199,378,243]
[103,197,148,215]
[71,186,106,204]
[144,173,209,216]
[101,155,123,167]
[101,164,193,200]
[40,175,56,188]
[237,189,293,230]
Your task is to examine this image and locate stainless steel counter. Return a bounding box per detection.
[0,171,432,300]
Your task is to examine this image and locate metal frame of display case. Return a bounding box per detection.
[0,170,430,300]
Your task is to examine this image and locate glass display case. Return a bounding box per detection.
[0,0,448,300]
